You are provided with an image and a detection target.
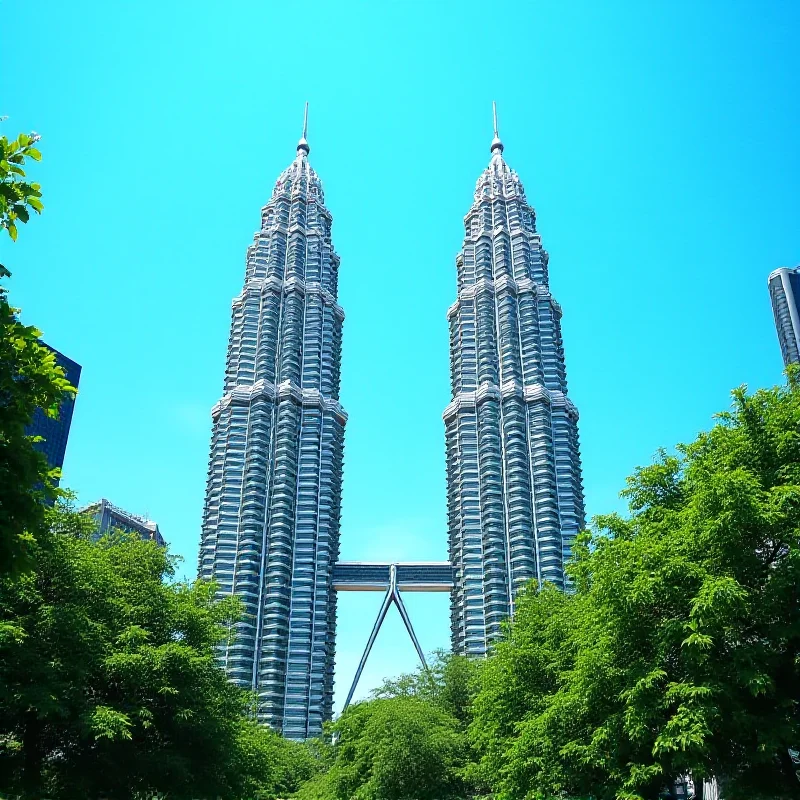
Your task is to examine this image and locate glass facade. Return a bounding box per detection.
[444,133,585,656]
[768,267,800,366]
[26,342,81,483]
[199,133,346,740]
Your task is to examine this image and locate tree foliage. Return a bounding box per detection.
[471,376,800,800]
[298,652,484,800]
[0,501,312,799]
[297,697,468,800]
[371,649,481,727]
[0,131,75,573]
[0,130,43,244]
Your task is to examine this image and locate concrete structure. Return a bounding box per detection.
[444,105,585,656]
[26,342,81,483]
[768,267,800,366]
[82,498,165,547]
[199,107,347,740]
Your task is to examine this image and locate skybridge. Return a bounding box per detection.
[332,561,454,593]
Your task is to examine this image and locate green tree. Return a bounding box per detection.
[0,131,44,244]
[0,129,75,573]
[297,697,469,800]
[0,500,301,799]
[471,376,800,800]
[371,649,481,727]
[233,719,322,799]
[298,653,486,800]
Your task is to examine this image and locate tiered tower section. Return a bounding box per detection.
[199,123,346,740]
[444,117,584,656]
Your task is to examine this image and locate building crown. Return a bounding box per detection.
[474,103,527,203]
[269,104,326,205]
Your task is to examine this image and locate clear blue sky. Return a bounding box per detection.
[2,0,798,712]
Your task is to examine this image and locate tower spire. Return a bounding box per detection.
[297,102,310,155]
[491,100,504,155]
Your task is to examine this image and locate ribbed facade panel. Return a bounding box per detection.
[200,142,346,740]
[444,141,585,656]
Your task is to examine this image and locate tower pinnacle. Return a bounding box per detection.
[491,100,504,154]
[297,102,310,155]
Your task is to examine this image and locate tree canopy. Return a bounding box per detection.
[0,130,43,244]
[0,130,75,573]
[370,649,480,728]
[470,376,800,800]
[297,696,468,800]
[296,652,484,800]
[0,500,315,799]
[0,127,319,799]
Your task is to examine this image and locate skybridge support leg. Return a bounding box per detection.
[392,578,428,672]
[342,584,393,713]
[341,564,429,715]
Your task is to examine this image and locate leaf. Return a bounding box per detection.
[682,632,713,650]
[88,706,133,741]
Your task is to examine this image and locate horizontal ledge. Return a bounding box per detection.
[333,582,453,593]
[334,561,452,567]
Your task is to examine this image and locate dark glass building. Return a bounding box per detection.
[768,267,800,366]
[26,342,81,482]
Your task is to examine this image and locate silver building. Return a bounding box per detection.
[199,110,346,739]
[768,267,800,366]
[82,498,165,547]
[443,107,585,656]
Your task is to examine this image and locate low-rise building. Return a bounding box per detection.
[81,498,165,547]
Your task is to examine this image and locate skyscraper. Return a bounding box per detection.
[444,107,585,656]
[768,266,800,366]
[199,110,346,740]
[26,342,81,483]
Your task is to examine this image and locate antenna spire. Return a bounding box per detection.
[491,100,504,155]
[297,102,310,155]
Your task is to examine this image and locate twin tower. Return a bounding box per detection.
[198,107,585,740]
